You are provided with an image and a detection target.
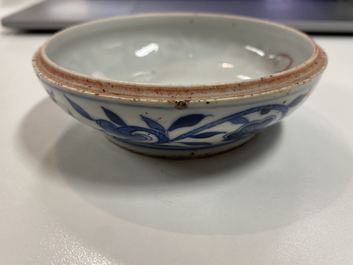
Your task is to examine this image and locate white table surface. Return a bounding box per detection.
[1,2,353,265]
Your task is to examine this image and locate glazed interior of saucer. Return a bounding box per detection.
[45,14,314,86]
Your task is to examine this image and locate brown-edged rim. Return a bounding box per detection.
[32,13,327,103]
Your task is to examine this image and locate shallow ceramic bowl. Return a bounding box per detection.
[33,13,327,158]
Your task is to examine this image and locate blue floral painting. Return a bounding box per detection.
[63,93,307,150]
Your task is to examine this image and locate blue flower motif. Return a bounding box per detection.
[64,94,306,150]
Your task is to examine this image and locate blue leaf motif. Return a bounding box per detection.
[189,131,225,139]
[95,119,120,135]
[169,114,207,131]
[240,116,274,133]
[229,116,249,124]
[64,92,290,150]
[116,126,169,143]
[224,116,275,141]
[65,95,93,121]
[102,107,126,126]
[47,89,57,103]
[288,94,307,108]
[179,142,212,146]
[140,115,165,132]
[260,108,271,115]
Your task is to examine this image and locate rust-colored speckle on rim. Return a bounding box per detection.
[32,15,328,103]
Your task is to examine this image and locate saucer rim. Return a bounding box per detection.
[32,13,328,103]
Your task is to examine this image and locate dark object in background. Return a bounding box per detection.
[2,0,353,33]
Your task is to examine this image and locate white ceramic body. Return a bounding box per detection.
[33,14,327,158]
[41,78,318,157]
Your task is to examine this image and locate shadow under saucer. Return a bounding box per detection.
[18,98,353,235]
